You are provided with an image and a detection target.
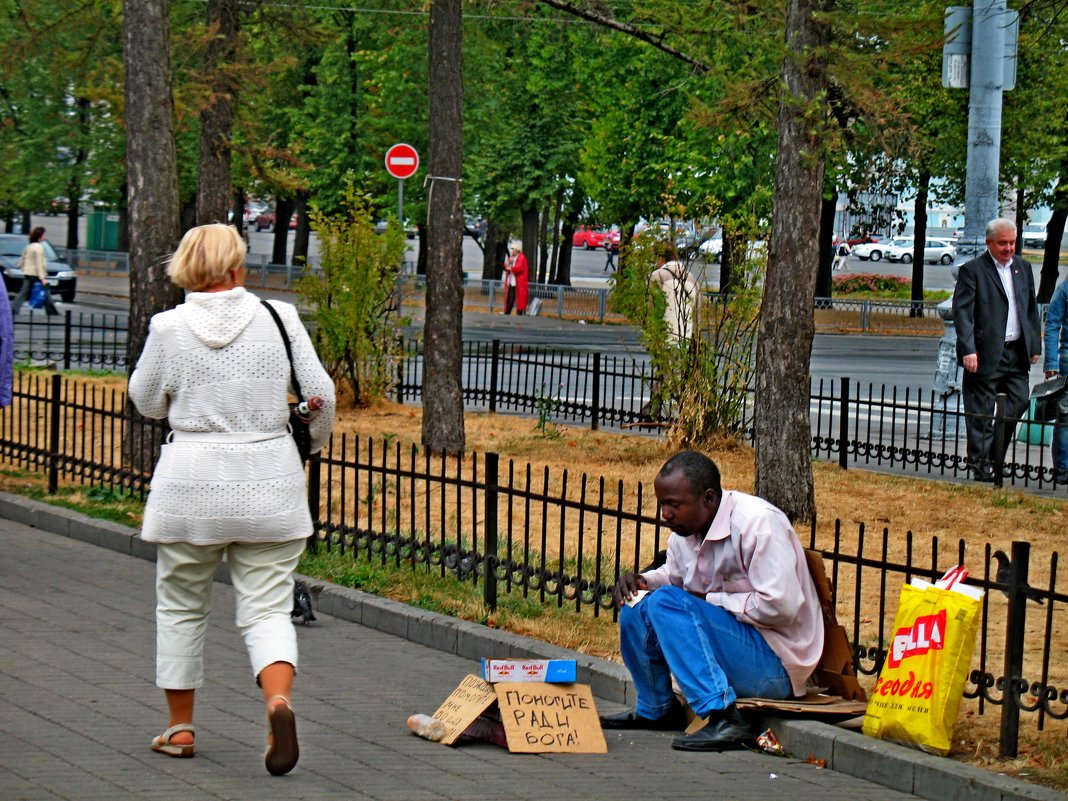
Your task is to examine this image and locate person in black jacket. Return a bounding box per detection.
[952,218,1042,481]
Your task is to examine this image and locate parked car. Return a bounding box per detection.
[254,209,298,232]
[853,237,907,262]
[0,234,77,302]
[698,236,724,261]
[882,237,957,265]
[572,226,608,249]
[1022,224,1047,249]
[845,234,879,247]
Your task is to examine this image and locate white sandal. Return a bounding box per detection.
[265,696,299,776]
[151,723,195,758]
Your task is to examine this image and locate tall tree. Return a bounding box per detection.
[422,0,465,455]
[195,0,239,225]
[124,0,182,368]
[753,0,833,523]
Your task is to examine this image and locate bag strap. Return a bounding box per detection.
[260,300,305,403]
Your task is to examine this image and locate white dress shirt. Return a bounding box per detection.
[994,258,1021,342]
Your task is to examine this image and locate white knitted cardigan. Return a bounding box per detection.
[129,287,336,545]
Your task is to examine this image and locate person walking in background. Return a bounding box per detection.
[129,224,335,776]
[649,241,699,343]
[952,218,1042,482]
[11,227,59,316]
[1044,277,1068,484]
[832,239,850,271]
[503,241,529,315]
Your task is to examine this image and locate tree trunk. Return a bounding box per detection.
[555,221,574,285]
[549,188,563,283]
[195,0,238,226]
[482,220,505,279]
[66,97,91,250]
[910,171,929,317]
[538,206,550,284]
[124,0,182,367]
[1037,148,1068,302]
[421,0,465,455]
[124,0,182,472]
[416,225,427,275]
[720,226,744,294]
[271,196,293,264]
[1013,183,1025,238]
[816,194,835,299]
[753,0,831,524]
[521,206,538,277]
[292,192,310,265]
[1038,206,1066,303]
[232,187,246,237]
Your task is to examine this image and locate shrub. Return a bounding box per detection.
[299,183,409,405]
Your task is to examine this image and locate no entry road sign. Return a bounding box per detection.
[385,143,419,180]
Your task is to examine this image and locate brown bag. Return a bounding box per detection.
[804,549,866,702]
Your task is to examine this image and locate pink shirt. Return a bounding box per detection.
[641,490,824,696]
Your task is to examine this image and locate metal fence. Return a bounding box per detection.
[57,245,982,332]
[1,371,1064,756]
[10,309,1066,492]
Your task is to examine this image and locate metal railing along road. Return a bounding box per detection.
[2,371,1064,757]
[57,246,977,333]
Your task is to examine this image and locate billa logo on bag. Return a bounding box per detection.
[887,609,946,668]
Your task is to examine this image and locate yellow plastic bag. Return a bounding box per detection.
[861,566,982,755]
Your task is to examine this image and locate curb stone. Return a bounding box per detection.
[2,490,1062,801]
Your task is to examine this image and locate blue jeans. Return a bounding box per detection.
[1055,407,1068,471]
[620,586,792,719]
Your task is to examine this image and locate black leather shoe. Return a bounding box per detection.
[970,467,996,483]
[599,698,687,730]
[1054,469,1068,484]
[671,704,752,751]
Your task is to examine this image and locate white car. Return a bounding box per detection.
[1022,224,1047,249]
[853,237,906,262]
[854,237,955,264]
[885,237,957,265]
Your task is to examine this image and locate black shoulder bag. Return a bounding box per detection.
[261,300,312,463]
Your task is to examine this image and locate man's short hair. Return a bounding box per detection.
[985,218,1016,241]
[658,451,721,497]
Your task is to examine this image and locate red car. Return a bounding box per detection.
[254,209,298,232]
[572,226,608,249]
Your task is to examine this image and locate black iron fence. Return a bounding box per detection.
[10,311,1066,492]
[1,371,1065,756]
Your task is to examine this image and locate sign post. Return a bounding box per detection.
[384,143,420,226]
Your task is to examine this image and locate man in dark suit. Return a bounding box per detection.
[952,219,1042,481]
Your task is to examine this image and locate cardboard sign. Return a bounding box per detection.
[432,674,497,746]
[495,682,607,754]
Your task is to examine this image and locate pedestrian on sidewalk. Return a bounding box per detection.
[503,241,529,315]
[129,223,336,776]
[600,451,824,752]
[11,227,59,316]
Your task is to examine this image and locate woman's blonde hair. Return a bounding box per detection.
[166,224,247,291]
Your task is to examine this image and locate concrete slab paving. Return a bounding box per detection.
[0,493,1062,801]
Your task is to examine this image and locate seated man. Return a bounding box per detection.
[600,451,824,751]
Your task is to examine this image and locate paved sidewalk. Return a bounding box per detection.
[0,496,1062,801]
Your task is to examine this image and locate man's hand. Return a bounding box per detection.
[963,354,978,373]
[1031,354,1041,365]
[613,572,648,608]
